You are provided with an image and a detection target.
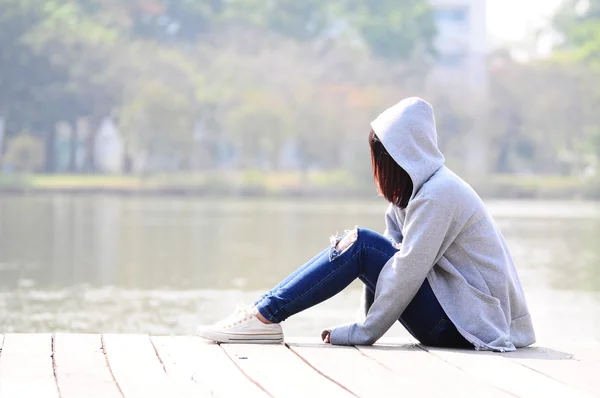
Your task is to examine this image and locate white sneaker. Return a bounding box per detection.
[197,306,284,344]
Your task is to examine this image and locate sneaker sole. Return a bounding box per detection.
[198,328,283,344]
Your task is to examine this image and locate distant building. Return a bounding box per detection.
[429,0,488,94]
[53,121,73,172]
[429,0,489,174]
[94,117,124,173]
[0,118,5,158]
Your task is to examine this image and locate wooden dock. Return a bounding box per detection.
[0,334,598,397]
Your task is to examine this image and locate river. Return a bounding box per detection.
[1,196,599,342]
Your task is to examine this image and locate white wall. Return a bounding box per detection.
[429,0,488,94]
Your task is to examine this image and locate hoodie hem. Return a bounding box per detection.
[426,274,517,352]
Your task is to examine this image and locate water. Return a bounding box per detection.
[1,196,599,342]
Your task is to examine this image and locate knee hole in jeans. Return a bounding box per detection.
[329,226,359,260]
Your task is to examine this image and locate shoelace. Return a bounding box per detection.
[221,306,253,328]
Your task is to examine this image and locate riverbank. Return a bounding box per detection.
[0,171,598,200]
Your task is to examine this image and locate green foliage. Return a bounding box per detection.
[486,57,599,176]
[3,0,598,184]
[224,91,294,168]
[349,0,437,60]
[547,0,600,170]
[0,0,73,132]
[119,81,196,160]
[225,0,332,41]
[3,133,45,172]
[218,0,435,59]
[0,0,435,140]
[553,0,600,66]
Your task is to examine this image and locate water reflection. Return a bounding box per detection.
[1,197,388,290]
[1,196,599,337]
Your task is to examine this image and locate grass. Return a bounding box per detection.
[0,170,360,194]
[27,174,146,188]
[469,174,597,199]
[0,171,598,199]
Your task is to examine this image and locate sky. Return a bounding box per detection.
[487,0,564,49]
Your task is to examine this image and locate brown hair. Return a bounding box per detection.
[369,130,413,209]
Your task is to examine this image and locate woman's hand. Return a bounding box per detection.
[321,330,331,344]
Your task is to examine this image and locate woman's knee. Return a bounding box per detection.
[334,227,359,252]
[329,227,360,261]
[332,227,387,253]
[355,227,389,246]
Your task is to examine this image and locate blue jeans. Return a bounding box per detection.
[255,228,471,348]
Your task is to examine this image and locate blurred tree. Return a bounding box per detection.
[3,133,45,172]
[486,52,598,176]
[553,0,600,65]
[74,0,226,41]
[119,81,196,172]
[224,90,293,169]
[6,0,598,182]
[0,0,75,134]
[550,0,600,172]
[220,0,435,60]
[220,0,335,41]
[345,0,437,60]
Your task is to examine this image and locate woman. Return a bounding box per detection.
[198,97,535,351]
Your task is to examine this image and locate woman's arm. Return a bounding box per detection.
[355,204,400,324]
[329,198,457,346]
[383,203,403,246]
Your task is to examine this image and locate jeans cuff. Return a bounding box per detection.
[255,299,281,323]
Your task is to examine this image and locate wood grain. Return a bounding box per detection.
[1,334,598,398]
[151,336,268,398]
[422,345,591,398]
[287,340,413,397]
[0,334,59,398]
[102,334,197,398]
[359,342,511,397]
[221,343,354,398]
[53,333,122,398]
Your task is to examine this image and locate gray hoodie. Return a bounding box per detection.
[328,97,535,351]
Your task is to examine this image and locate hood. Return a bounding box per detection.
[371,97,445,199]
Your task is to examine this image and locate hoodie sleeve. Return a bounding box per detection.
[383,203,403,245]
[329,198,456,346]
[357,204,401,322]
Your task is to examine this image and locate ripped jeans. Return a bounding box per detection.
[254,227,471,348]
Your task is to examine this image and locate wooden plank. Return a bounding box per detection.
[0,334,59,398]
[422,345,592,398]
[102,334,197,398]
[287,339,419,397]
[358,342,510,398]
[539,341,600,366]
[221,343,354,398]
[53,333,122,398]
[151,336,267,398]
[149,336,211,397]
[564,341,600,365]
[500,345,600,396]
